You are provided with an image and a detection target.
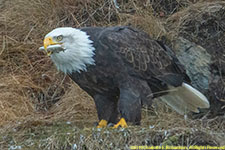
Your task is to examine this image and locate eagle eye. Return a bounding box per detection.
[56,35,63,42]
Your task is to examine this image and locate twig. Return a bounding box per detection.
[147,88,178,98]
[79,1,109,26]
[51,74,67,101]
[70,13,81,27]
[24,26,35,42]
[0,36,6,56]
[5,35,18,43]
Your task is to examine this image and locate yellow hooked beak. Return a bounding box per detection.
[44,37,56,56]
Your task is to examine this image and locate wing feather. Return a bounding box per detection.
[105,27,172,73]
[98,26,189,86]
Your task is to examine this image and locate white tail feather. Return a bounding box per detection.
[159,83,210,115]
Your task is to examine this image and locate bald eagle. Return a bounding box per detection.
[39,26,210,128]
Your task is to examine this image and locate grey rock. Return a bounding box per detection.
[173,37,211,93]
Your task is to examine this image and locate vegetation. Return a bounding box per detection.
[0,0,224,149]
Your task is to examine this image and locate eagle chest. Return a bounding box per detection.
[71,68,116,94]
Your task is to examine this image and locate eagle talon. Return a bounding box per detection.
[97,119,108,128]
[113,118,128,128]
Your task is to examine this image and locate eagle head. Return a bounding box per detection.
[39,27,95,73]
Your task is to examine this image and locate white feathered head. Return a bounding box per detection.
[39,27,95,73]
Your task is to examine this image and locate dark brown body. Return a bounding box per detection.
[68,26,190,125]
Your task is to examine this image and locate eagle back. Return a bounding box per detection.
[82,26,190,87]
[101,27,174,74]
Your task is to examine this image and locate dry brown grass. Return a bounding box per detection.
[0,1,225,149]
[0,0,167,127]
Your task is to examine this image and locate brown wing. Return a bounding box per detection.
[105,27,175,73]
[100,26,189,86]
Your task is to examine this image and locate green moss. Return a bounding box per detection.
[161,135,179,146]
